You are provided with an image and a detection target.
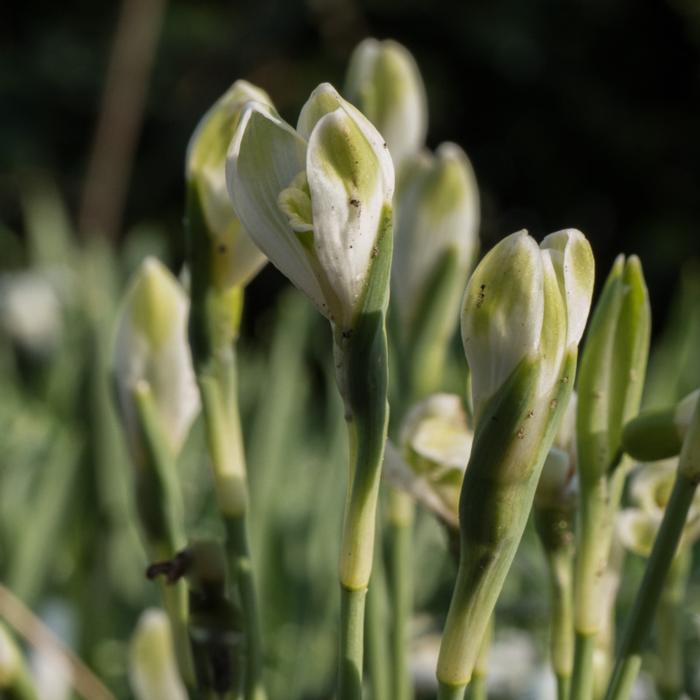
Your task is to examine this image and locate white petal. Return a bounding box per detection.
[226,103,329,316]
[113,258,200,456]
[306,106,392,327]
[393,142,479,329]
[540,229,595,348]
[461,231,544,413]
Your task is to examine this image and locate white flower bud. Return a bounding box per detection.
[461,230,594,418]
[344,38,428,167]
[187,80,272,288]
[401,393,473,517]
[392,143,479,332]
[129,609,188,700]
[113,258,200,457]
[227,82,394,330]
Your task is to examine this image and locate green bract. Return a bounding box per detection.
[227,83,394,333]
[186,80,271,290]
[112,257,200,458]
[344,38,428,168]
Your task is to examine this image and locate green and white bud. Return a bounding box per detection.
[0,622,37,699]
[438,229,593,693]
[227,82,394,333]
[401,393,473,519]
[186,80,271,290]
[392,143,479,346]
[113,257,200,459]
[574,254,651,643]
[461,229,593,420]
[344,38,428,168]
[129,609,188,700]
[622,388,699,461]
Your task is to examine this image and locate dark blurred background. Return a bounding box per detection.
[2,0,699,330]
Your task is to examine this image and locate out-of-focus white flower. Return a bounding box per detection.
[461,229,594,419]
[617,461,700,557]
[392,143,479,334]
[344,38,428,167]
[113,258,200,457]
[227,82,394,331]
[0,271,62,353]
[186,80,272,289]
[400,393,473,519]
[129,609,188,700]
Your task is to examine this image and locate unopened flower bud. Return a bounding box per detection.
[187,80,272,289]
[344,38,428,167]
[129,609,188,700]
[113,258,200,458]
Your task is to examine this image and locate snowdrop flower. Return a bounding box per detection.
[344,38,428,167]
[187,80,272,289]
[227,82,394,333]
[461,229,594,420]
[113,257,200,457]
[392,143,479,336]
[401,393,473,519]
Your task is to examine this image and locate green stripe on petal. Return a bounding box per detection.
[306,106,391,329]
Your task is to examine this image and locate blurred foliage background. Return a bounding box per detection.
[1,1,700,698]
[2,0,700,327]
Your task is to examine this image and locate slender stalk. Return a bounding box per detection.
[655,550,690,699]
[571,632,597,700]
[388,490,415,700]
[466,675,487,700]
[547,548,574,699]
[366,542,390,700]
[225,515,265,700]
[438,682,466,700]
[340,586,367,700]
[604,473,697,700]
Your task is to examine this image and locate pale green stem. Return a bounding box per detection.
[225,515,265,700]
[655,549,690,699]
[438,682,466,700]
[389,490,415,700]
[572,632,597,700]
[547,548,574,698]
[340,586,367,700]
[466,675,487,700]
[572,467,626,700]
[604,473,697,700]
[366,542,390,700]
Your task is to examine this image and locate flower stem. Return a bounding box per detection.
[389,489,415,700]
[466,674,487,700]
[340,586,367,700]
[571,631,597,700]
[438,681,466,700]
[365,538,390,700]
[225,515,266,700]
[604,473,697,700]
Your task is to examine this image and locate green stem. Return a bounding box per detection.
[366,543,390,700]
[225,516,265,700]
[604,473,697,700]
[557,674,572,700]
[438,682,466,700]
[547,547,574,694]
[571,632,597,700]
[389,490,414,700]
[466,674,487,700]
[655,550,690,699]
[340,586,367,700]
